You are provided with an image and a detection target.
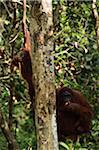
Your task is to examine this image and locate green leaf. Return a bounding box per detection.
[59,142,70,150]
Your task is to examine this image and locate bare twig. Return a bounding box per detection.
[12,0,29,8]
[1,1,12,18]
[0,75,10,80]
[9,34,19,44]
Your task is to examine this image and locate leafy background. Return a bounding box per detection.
[0,0,99,149]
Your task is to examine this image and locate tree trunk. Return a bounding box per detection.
[29,1,59,150]
[92,0,99,49]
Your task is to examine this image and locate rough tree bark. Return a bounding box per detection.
[29,1,59,150]
[92,0,99,49]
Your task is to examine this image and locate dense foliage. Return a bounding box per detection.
[0,0,99,149]
[53,0,99,149]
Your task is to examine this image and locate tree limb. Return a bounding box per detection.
[92,0,99,48]
[0,108,19,150]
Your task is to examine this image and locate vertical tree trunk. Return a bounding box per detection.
[92,0,99,49]
[29,1,58,150]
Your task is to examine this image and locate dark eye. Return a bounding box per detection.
[62,91,71,101]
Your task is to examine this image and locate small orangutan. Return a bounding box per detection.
[11,27,35,118]
[56,86,93,142]
[11,48,35,99]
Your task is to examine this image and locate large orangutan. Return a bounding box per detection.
[56,86,93,142]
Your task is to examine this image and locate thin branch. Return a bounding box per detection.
[92,0,98,18]
[12,0,23,6]
[22,0,27,37]
[0,75,10,80]
[2,1,12,18]
[9,34,18,44]
[12,0,29,8]
[22,0,31,51]
[0,108,19,150]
